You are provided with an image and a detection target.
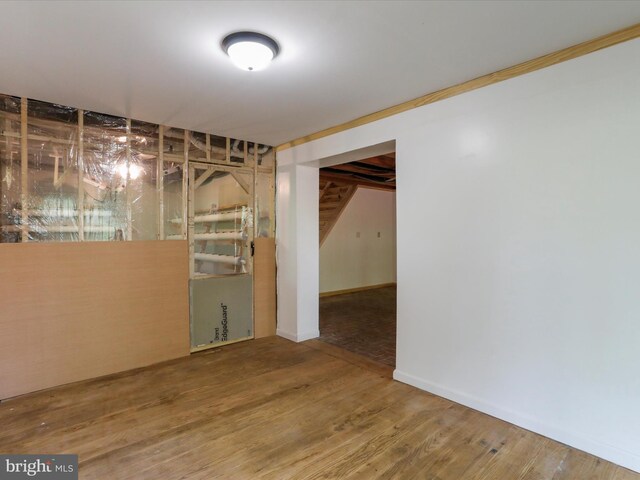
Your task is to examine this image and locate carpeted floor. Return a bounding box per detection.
[319,286,396,367]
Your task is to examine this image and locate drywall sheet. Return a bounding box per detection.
[190,274,253,348]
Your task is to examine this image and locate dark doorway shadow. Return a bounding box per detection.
[319,285,396,367]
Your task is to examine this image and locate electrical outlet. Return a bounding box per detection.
[356,232,360,238]
[377,232,381,238]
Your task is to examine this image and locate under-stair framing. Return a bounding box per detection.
[319,179,357,246]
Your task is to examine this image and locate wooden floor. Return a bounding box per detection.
[0,336,637,480]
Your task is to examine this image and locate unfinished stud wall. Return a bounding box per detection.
[0,96,276,243]
[0,93,277,398]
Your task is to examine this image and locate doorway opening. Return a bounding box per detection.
[189,163,255,352]
[317,152,397,367]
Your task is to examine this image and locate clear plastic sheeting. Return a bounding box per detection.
[0,94,272,244]
[26,100,79,242]
[192,203,253,275]
[162,161,184,239]
[256,172,274,237]
[82,111,129,240]
[163,127,186,163]
[192,166,254,276]
[130,120,159,240]
[0,95,22,242]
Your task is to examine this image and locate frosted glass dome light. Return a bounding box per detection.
[222,32,279,71]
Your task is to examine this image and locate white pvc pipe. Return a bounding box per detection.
[170,211,242,224]
[13,209,113,218]
[194,252,245,265]
[2,225,118,233]
[194,212,243,223]
[167,232,243,240]
[194,231,246,241]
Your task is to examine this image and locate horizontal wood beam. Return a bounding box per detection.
[320,172,395,190]
[325,163,395,177]
[356,155,396,169]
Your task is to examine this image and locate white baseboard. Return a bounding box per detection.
[276,328,320,343]
[393,369,640,474]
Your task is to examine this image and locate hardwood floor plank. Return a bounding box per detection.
[551,449,619,480]
[171,372,391,480]
[418,415,511,480]
[0,336,636,480]
[614,467,640,480]
[338,407,473,479]
[463,430,554,480]
[0,337,294,428]
[304,339,393,378]
[300,408,448,479]
[0,338,316,449]
[81,361,376,478]
[16,351,338,459]
[516,438,570,480]
[256,382,452,479]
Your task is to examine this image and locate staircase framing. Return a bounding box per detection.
[319,181,357,246]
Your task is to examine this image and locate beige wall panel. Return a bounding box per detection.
[0,241,189,399]
[253,237,276,338]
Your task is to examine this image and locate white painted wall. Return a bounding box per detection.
[276,39,640,472]
[275,164,319,342]
[320,188,396,293]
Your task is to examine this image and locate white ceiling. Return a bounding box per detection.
[1,1,639,146]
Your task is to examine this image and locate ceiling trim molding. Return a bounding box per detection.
[277,22,640,152]
[319,171,395,191]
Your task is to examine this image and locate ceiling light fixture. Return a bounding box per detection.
[222,31,279,71]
